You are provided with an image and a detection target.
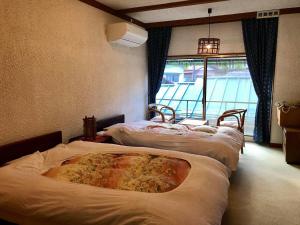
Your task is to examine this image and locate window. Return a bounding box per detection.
[156,56,258,136]
[156,59,204,119]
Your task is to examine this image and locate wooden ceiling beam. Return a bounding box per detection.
[145,7,300,28]
[280,7,300,14]
[78,0,145,27]
[117,0,228,14]
[145,12,256,28]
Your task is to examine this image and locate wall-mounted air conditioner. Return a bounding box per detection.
[106,22,148,47]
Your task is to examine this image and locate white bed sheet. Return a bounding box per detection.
[103,121,243,171]
[0,141,229,225]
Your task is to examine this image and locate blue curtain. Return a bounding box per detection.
[242,18,278,143]
[147,27,172,107]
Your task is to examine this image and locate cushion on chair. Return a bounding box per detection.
[219,121,239,129]
[151,115,174,123]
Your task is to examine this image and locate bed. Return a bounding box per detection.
[0,131,230,225]
[100,116,243,171]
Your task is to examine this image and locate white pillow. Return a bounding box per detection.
[190,125,218,134]
[8,151,45,173]
[42,144,74,168]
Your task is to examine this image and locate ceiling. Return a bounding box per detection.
[96,0,185,10]
[95,0,300,23]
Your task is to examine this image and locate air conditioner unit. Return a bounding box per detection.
[106,22,148,47]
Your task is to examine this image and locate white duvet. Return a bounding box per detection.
[103,121,244,171]
[0,141,229,225]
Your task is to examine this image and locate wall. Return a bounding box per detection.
[271,13,300,143]
[169,22,245,55]
[0,0,148,145]
[168,17,300,143]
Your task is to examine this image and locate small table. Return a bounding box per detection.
[69,135,112,143]
[178,118,208,126]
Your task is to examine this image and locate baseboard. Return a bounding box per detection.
[270,143,283,148]
[244,136,254,142]
[245,137,282,148]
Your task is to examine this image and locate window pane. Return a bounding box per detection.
[206,57,258,136]
[157,59,204,119]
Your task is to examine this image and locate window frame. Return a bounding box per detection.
[166,53,247,120]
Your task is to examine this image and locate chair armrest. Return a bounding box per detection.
[148,108,165,122]
[148,104,176,123]
[217,114,241,129]
[221,109,246,116]
[160,105,176,121]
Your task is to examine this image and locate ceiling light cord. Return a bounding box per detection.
[208,8,212,39]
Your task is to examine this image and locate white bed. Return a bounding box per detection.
[0,141,229,225]
[103,120,244,171]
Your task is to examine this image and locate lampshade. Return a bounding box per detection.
[197,8,220,55]
[198,38,220,54]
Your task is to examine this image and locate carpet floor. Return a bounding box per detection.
[222,142,300,225]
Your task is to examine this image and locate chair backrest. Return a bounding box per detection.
[217,109,247,132]
[148,104,176,123]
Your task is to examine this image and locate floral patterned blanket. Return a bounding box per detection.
[43,153,190,193]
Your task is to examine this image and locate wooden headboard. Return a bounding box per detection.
[0,131,62,165]
[96,114,125,131]
[68,115,125,143]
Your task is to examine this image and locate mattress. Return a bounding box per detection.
[0,141,230,225]
[103,120,244,171]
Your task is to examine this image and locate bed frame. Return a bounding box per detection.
[0,118,122,224]
[69,114,125,142]
[0,131,62,224]
[0,131,62,166]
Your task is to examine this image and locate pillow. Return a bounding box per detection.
[103,123,124,131]
[7,151,45,173]
[97,131,106,136]
[42,144,74,168]
[190,125,218,134]
[6,151,43,165]
[102,124,127,136]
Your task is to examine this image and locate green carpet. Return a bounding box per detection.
[222,143,300,225]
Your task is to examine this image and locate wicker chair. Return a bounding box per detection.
[148,104,176,124]
[217,109,247,154]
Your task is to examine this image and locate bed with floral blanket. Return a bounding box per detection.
[102,120,244,171]
[43,152,191,193]
[0,141,229,225]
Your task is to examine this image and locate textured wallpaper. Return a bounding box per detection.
[271,14,300,143]
[0,0,147,145]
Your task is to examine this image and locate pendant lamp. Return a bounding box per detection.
[197,8,220,54]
